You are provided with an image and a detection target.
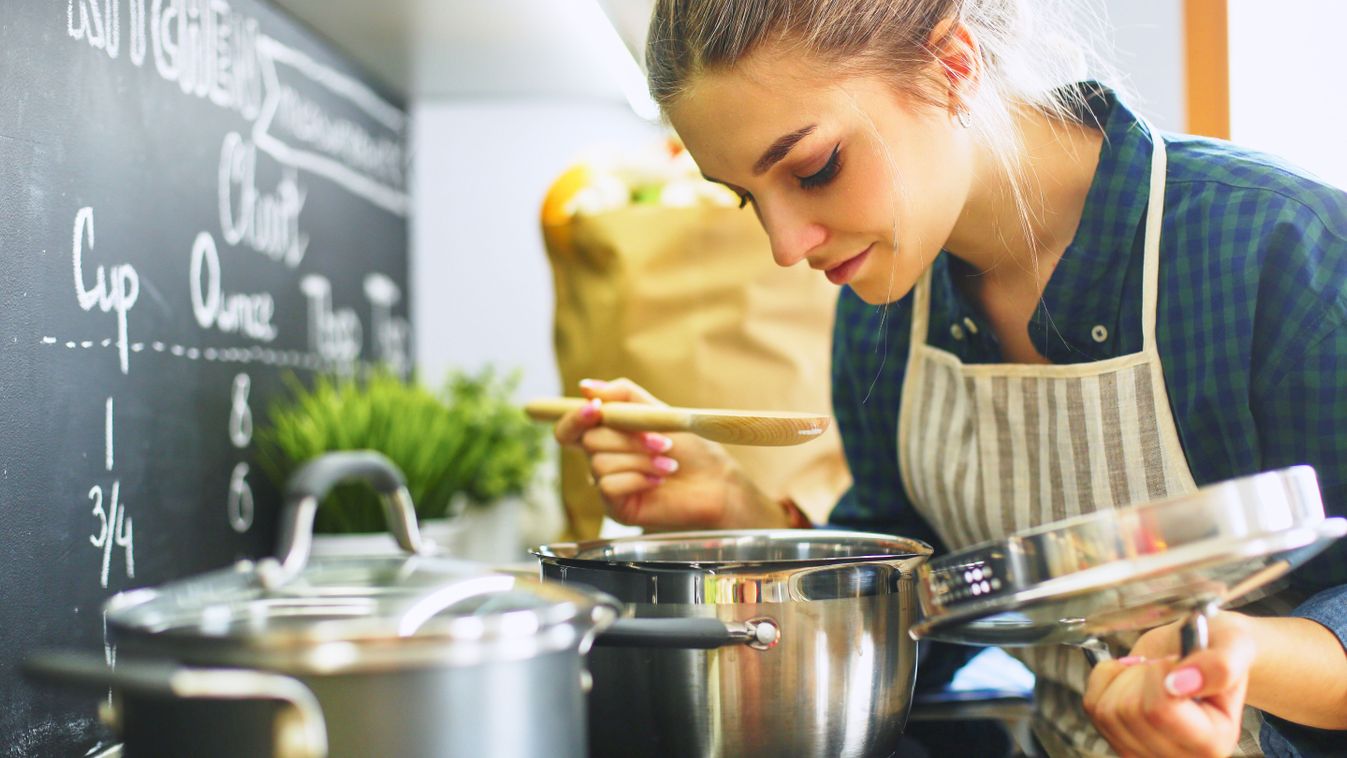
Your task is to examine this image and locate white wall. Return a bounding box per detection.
[1229,1,1347,189]
[410,100,662,397]
[410,1,1187,390]
[1085,0,1185,132]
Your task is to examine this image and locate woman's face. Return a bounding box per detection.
[668,52,975,305]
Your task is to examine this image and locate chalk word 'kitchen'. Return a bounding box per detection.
[67,0,264,120]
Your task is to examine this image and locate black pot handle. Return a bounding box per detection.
[259,451,424,590]
[596,616,780,651]
[24,651,328,758]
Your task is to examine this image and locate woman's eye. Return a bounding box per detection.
[737,191,754,209]
[798,145,841,190]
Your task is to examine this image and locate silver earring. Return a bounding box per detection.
[956,106,972,128]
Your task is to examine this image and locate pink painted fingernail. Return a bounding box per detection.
[581,398,602,419]
[642,433,673,453]
[1118,656,1145,666]
[1164,667,1203,697]
[579,379,608,391]
[645,474,664,486]
[652,456,679,474]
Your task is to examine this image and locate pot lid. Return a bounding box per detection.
[107,554,607,645]
[105,452,617,672]
[911,466,1347,646]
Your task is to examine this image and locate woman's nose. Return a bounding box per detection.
[761,208,827,268]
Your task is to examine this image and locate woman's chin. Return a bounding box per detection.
[848,271,920,306]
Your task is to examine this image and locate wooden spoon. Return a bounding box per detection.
[523,398,831,447]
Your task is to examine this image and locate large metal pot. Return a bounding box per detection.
[27,452,619,758]
[536,530,933,758]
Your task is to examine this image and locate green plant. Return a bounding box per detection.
[256,368,547,534]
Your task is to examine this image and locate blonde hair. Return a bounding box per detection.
[646,0,1118,153]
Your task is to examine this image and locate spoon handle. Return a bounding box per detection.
[523,398,692,432]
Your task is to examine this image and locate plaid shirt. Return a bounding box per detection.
[829,85,1347,753]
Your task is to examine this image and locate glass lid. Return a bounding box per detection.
[105,452,615,653]
[107,553,606,646]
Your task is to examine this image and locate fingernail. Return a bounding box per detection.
[645,474,664,486]
[1164,667,1203,697]
[652,456,679,474]
[581,398,602,419]
[1117,656,1146,666]
[642,433,673,453]
[579,379,608,391]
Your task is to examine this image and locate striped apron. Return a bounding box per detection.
[897,125,1274,756]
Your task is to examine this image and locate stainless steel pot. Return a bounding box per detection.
[536,530,933,758]
[27,451,619,758]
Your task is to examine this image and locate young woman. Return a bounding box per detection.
[552,1,1347,755]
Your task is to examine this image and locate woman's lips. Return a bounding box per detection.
[825,245,873,285]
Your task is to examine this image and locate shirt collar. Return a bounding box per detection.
[1027,82,1157,361]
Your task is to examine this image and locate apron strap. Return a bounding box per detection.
[1139,119,1168,352]
[909,267,933,347]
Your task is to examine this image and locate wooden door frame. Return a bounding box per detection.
[1184,0,1230,139]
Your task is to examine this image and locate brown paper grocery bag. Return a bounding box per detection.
[544,204,851,540]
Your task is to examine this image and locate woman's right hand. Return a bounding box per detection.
[552,378,788,531]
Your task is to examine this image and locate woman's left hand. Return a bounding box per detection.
[1082,611,1256,758]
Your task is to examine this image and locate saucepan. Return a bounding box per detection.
[25,452,800,758]
[26,452,619,757]
[536,529,934,758]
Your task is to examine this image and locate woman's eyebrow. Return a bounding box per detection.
[753,124,817,175]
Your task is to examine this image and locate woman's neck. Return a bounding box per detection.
[944,106,1104,298]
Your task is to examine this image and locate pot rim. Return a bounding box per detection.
[533,528,932,572]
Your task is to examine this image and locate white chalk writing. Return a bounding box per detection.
[218,132,308,267]
[71,208,139,375]
[189,231,277,341]
[300,274,362,365]
[105,398,114,472]
[89,398,133,588]
[364,273,409,375]
[274,86,403,188]
[88,481,134,589]
[228,372,251,448]
[150,0,263,118]
[127,0,147,66]
[227,461,253,533]
[68,0,121,59]
[253,36,408,215]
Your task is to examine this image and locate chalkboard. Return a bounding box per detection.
[0,1,410,754]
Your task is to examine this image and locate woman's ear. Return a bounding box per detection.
[926,18,982,116]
